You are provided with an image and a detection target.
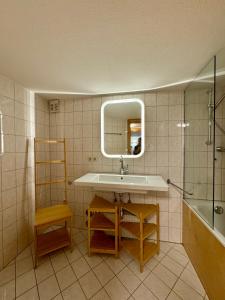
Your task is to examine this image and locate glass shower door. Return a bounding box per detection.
[184,57,215,228]
[214,48,225,240]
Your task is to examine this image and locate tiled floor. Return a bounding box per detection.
[0,229,209,300]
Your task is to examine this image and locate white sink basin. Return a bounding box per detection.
[74,173,168,194]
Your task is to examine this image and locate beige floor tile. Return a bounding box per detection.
[144,272,171,300]
[35,260,54,284]
[91,288,110,300]
[84,254,103,268]
[77,240,88,255]
[79,270,101,299]
[180,268,205,296]
[167,291,182,300]
[167,249,189,267]
[0,279,15,300]
[16,247,32,262]
[56,265,77,291]
[0,263,15,286]
[105,257,125,274]
[160,241,174,254]
[50,251,69,272]
[105,277,130,300]
[62,282,86,300]
[17,286,39,300]
[173,279,203,300]
[160,255,184,276]
[145,257,159,270]
[118,267,141,294]
[172,244,188,258]
[16,270,36,297]
[93,261,114,286]
[16,256,34,277]
[127,260,150,281]
[154,251,166,262]
[71,256,90,278]
[132,283,157,300]
[119,250,133,265]
[52,294,63,300]
[38,274,60,300]
[65,247,82,263]
[186,261,196,274]
[152,263,178,288]
[74,231,86,244]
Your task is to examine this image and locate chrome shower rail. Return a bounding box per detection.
[167,179,193,196]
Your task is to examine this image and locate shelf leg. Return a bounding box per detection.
[70,217,73,252]
[118,207,121,251]
[156,204,160,255]
[140,213,144,273]
[115,207,118,258]
[88,209,91,257]
[34,227,38,268]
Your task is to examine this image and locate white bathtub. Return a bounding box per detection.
[185,199,225,246]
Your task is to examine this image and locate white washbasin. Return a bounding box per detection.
[74,173,168,194]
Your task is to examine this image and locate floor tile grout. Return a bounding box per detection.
[0,229,208,300]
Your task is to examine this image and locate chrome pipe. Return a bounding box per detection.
[167,179,193,196]
[206,91,213,145]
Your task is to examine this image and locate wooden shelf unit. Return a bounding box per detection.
[119,203,160,272]
[34,138,72,267]
[88,196,118,257]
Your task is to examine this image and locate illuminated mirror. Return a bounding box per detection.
[101,99,145,158]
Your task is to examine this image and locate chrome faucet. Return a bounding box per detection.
[119,156,128,175]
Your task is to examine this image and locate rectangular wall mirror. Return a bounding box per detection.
[101,99,145,158]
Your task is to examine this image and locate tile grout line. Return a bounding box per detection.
[62,246,88,300]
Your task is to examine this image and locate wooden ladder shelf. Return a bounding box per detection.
[34,138,72,267]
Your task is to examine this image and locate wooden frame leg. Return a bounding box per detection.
[156,204,160,255]
[34,227,38,268]
[115,207,118,258]
[140,214,143,273]
[70,217,73,252]
[88,209,91,257]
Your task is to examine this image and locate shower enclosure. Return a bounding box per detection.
[184,48,225,243]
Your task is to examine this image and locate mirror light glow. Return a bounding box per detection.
[101,99,145,158]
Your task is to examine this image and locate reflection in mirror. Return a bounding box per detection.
[101,99,145,158]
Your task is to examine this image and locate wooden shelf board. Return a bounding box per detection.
[35,204,72,227]
[121,222,157,240]
[90,213,115,231]
[36,178,65,186]
[36,227,70,257]
[36,160,65,165]
[121,238,158,264]
[90,231,116,254]
[121,203,157,219]
[89,196,116,213]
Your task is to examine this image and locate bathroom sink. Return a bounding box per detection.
[74,173,168,194]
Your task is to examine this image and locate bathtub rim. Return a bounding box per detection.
[183,200,225,247]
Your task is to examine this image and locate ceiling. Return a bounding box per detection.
[0,0,225,95]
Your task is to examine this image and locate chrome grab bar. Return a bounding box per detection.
[0,111,4,156]
[167,179,193,196]
[216,146,225,152]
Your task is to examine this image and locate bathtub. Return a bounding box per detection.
[185,199,225,246]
